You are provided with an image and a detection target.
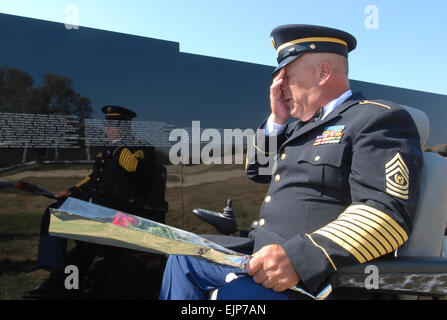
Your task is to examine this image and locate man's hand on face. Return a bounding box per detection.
[270,68,290,125]
[246,244,300,292]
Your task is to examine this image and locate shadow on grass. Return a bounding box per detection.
[0,258,38,276]
[0,233,38,241]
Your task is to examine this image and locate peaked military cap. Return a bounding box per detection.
[101,105,137,120]
[270,24,357,76]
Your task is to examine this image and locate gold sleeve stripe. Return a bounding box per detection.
[339,213,398,250]
[318,226,375,261]
[314,229,367,264]
[75,176,90,188]
[336,217,391,254]
[119,148,139,173]
[345,205,408,244]
[328,222,382,258]
[305,233,337,271]
[312,204,409,264]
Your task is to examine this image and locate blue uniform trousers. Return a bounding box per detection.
[158,254,292,300]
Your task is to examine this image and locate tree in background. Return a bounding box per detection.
[0,66,93,163]
[0,67,92,120]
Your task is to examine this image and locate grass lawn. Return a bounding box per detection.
[0,164,268,299]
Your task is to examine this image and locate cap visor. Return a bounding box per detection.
[271,53,305,77]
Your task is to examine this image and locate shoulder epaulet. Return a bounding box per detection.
[358,100,392,110]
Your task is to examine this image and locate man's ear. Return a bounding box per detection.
[318,62,331,85]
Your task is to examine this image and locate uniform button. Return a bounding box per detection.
[280,153,287,160]
[259,218,266,227]
[264,195,272,203]
[274,174,281,182]
[314,155,321,162]
[96,178,100,182]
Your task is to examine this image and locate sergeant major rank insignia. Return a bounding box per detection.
[313,125,345,146]
[385,152,409,200]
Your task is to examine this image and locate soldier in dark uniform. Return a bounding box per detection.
[24,106,168,299]
[62,106,167,222]
[158,25,423,300]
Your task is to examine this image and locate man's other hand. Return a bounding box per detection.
[56,190,71,199]
[246,244,300,292]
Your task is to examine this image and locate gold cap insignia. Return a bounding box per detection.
[270,36,276,49]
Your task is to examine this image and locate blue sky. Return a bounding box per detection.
[1,0,446,95]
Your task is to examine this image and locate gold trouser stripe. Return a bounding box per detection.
[314,229,367,264]
[336,216,391,254]
[319,225,375,261]
[276,37,348,53]
[75,176,90,188]
[245,153,249,171]
[345,205,408,244]
[305,233,337,271]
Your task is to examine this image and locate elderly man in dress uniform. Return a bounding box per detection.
[158,24,423,300]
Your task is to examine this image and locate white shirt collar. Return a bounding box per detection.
[320,89,352,120]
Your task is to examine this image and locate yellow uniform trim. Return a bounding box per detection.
[319,226,375,261]
[335,217,390,254]
[107,113,122,116]
[345,205,408,244]
[312,204,408,264]
[327,222,382,259]
[276,37,348,53]
[305,233,337,271]
[385,153,410,200]
[358,100,391,109]
[314,229,367,264]
[119,148,141,173]
[75,176,90,189]
[252,135,276,155]
[339,213,398,251]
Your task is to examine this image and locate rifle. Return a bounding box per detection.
[0,180,58,199]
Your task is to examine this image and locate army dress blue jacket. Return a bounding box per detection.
[246,93,423,294]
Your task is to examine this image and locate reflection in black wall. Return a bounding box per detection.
[0,13,446,146]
